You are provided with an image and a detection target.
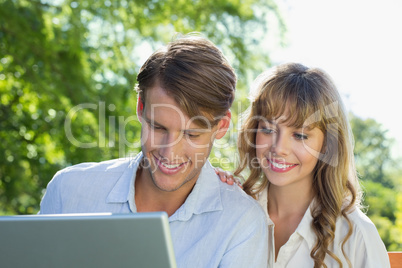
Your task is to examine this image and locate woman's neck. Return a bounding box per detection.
[268,181,315,219]
[268,181,316,261]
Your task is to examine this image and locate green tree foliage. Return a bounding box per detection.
[0,0,283,214]
[350,114,402,250]
[351,114,395,187]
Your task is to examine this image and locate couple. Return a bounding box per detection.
[40,35,390,267]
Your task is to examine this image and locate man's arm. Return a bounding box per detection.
[38,171,63,214]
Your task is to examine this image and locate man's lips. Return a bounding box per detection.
[267,158,298,173]
[153,155,188,175]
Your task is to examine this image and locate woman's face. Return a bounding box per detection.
[255,118,325,189]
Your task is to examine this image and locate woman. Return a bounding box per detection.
[217,63,390,267]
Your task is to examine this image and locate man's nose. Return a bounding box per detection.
[158,133,185,161]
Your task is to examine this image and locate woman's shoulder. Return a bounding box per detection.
[347,208,381,236]
[342,208,390,267]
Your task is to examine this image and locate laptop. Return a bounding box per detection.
[0,212,177,268]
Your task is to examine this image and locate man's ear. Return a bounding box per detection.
[215,110,231,140]
[137,96,144,120]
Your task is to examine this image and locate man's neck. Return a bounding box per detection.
[134,167,196,217]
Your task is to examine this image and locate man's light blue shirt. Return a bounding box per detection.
[40,152,268,267]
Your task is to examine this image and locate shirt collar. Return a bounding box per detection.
[106,152,143,206]
[169,161,223,222]
[294,202,317,251]
[262,184,316,249]
[106,152,223,220]
[258,184,274,225]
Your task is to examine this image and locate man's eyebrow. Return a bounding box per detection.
[144,116,210,132]
[184,128,210,133]
[144,117,165,127]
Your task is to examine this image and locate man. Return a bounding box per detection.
[40,35,268,267]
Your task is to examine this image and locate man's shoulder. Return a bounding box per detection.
[60,158,130,173]
[218,180,265,213]
[214,179,268,244]
[58,153,141,175]
[200,162,266,219]
[50,153,142,186]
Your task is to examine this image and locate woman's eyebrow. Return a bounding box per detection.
[259,118,276,125]
[301,124,314,131]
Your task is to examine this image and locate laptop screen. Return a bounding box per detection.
[0,212,177,268]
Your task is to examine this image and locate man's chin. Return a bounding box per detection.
[152,178,186,192]
[150,169,199,193]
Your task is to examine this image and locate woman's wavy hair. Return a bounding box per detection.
[235,63,362,267]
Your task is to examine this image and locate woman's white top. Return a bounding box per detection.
[257,186,391,268]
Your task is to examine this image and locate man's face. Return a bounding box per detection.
[137,85,230,192]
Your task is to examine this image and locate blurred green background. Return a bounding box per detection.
[1,0,401,250]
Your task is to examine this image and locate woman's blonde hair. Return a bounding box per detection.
[235,63,362,267]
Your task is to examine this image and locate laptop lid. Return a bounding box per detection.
[0,212,177,268]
